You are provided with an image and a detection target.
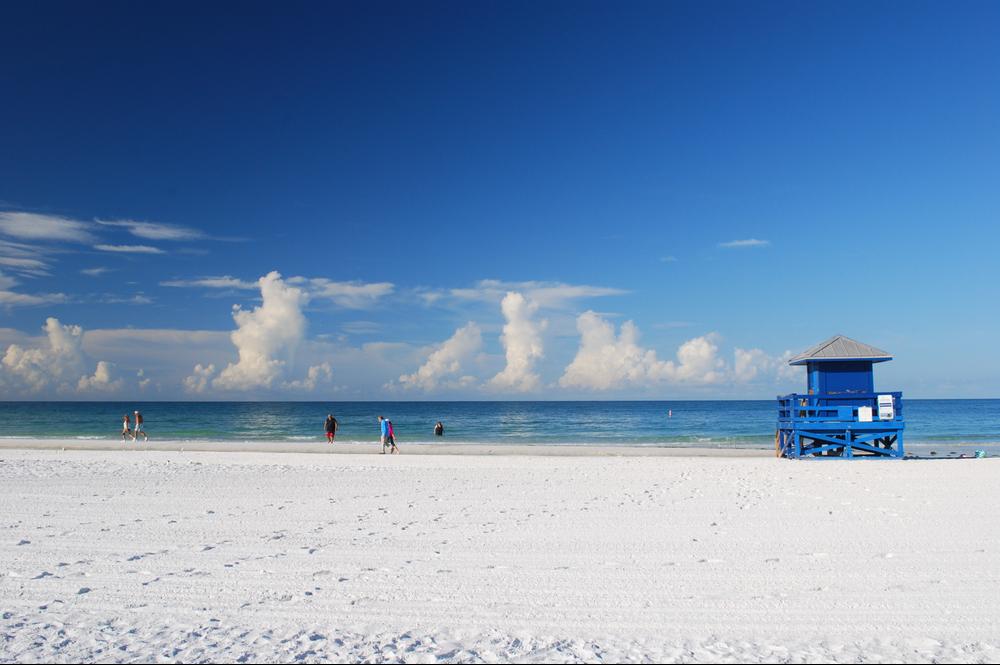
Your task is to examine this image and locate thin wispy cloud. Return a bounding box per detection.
[161,276,257,290]
[443,279,627,309]
[162,275,395,308]
[0,256,49,276]
[0,212,94,243]
[96,219,206,241]
[302,278,395,309]
[94,244,166,254]
[0,271,68,307]
[660,255,678,263]
[81,267,113,277]
[719,238,770,248]
[96,293,155,305]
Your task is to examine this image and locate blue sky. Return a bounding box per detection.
[1,1,998,399]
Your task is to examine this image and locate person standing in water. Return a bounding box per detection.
[132,410,148,442]
[434,421,444,437]
[121,413,132,441]
[324,414,339,443]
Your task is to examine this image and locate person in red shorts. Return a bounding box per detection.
[324,414,339,443]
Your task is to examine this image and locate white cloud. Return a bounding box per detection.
[77,360,123,392]
[719,238,770,248]
[733,348,799,383]
[94,244,165,254]
[96,219,205,241]
[398,322,483,391]
[0,256,49,276]
[304,278,395,308]
[211,271,309,391]
[137,368,151,391]
[488,292,546,392]
[0,212,94,243]
[1,317,121,394]
[0,239,47,257]
[448,279,626,309]
[99,294,154,305]
[2,318,86,391]
[183,363,216,393]
[0,241,52,277]
[162,275,394,308]
[0,270,68,307]
[161,276,257,290]
[283,363,333,391]
[559,312,724,390]
[81,267,112,276]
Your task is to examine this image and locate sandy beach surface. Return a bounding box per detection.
[1,445,999,663]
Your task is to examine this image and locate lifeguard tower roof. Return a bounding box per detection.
[788,335,892,366]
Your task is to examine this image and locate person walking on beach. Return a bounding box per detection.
[132,410,148,442]
[121,413,132,441]
[434,421,444,437]
[378,415,389,453]
[387,419,399,454]
[325,413,339,443]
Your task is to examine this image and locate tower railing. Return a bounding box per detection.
[776,392,904,459]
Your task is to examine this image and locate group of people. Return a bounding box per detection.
[323,414,446,453]
[120,410,148,442]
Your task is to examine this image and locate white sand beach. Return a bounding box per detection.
[2,445,999,663]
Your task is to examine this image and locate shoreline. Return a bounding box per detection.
[0,437,771,457]
[0,437,992,458]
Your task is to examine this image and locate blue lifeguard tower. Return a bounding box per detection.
[776,335,904,459]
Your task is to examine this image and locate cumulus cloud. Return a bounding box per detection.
[77,360,123,392]
[398,322,483,391]
[283,363,333,391]
[1,317,120,394]
[183,363,216,393]
[137,368,151,391]
[211,271,309,391]
[669,335,727,383]
[488,292,546,392]
[559,312,724,390]
[733,348,799,383]
[719,238,770,248]
[94,244,165,254]
[96,219,205,241]
[0,212,94,243]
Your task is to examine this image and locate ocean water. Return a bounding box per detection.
[1,400,999,453]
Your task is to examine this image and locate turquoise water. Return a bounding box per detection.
[1,400,999,453]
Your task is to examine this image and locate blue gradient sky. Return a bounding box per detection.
[1,1,998,399]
